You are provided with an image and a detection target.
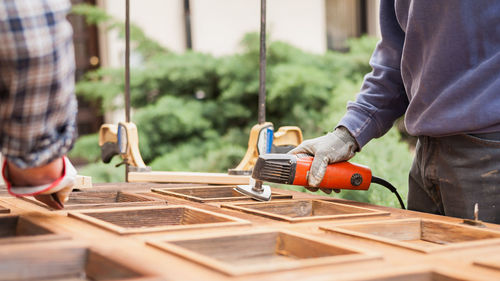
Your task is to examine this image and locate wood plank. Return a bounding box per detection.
[68,205,250,235]
[0,215,69,245]
[152,185,292,202]
[128,171,250,185]
[221,200,389,222]
[21,191,166,210]
[0,204,10,214]
[321,218,500,253]
[0,242,156,280]
[474,254,500,271]
[3,182,500,280]
[74,175,92,190]
[147,229,380,276]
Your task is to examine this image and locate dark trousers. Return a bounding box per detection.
[408,133,500,224]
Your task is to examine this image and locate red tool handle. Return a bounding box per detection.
[292,156,372,190]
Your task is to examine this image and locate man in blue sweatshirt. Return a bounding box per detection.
[290,1,500,223]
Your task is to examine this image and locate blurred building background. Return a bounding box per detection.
[71,0,381,135]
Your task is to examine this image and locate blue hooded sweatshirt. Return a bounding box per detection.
[338,0,500,148]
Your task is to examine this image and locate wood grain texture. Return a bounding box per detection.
[68,205,250,235]
[147,229,380,276]
[222,200,389,222]
[474,254,500,271]
[74,175,92,190]
[0,242,152,280]
[22,191,165,210]
[321,218,500,253]
[128,171,250,185]
[152,185,292,202]
[0,186,10,197]
[341,265,494,281]
[0,203,10,214]
[0,215,69,245]
[2,183,500,280]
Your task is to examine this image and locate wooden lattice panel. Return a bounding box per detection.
[152,185,292,202]
[22,191,165,210]
[148,229,380,276]
[2,182,500,280]
[0,242,156,280]
[69,205,250,234]
[222,200,389,222]
[321,218,500,253]
[0,215,68,245]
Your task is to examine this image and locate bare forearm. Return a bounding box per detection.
[6,158,63,187]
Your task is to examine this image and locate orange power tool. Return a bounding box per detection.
[235,153,405,208]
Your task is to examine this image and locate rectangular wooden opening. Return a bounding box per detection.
[0,243,152,280]
[148,230,379,276]
[321,218,500,253]
[152,185,292,202]
[0,215,68,244]
[69,205,250,234]
[23,191,165,210]
[222,200,389,222]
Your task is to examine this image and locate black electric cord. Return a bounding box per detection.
[371,176,406,209]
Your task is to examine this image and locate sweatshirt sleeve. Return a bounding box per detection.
[337,0,409,148]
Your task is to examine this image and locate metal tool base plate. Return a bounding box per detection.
[234,185,272,202]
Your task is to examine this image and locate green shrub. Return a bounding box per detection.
[68,133,100,163]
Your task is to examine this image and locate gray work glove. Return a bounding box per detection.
[288,126,358,193]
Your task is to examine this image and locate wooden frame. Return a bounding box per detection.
[321,218,500,253]
[68,205,250,235]
[0,215,69,245]
[0,241,157,280]
[334,264,497,281]
[0,203,9,214]
[128,171,250,185]
[152,185,292,202]
[0,187,9,197]
[147,229,380,276]
[22,191,165,210]
[221,200,389,222]
[474,255,500,271]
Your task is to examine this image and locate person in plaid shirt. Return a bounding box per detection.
[0,0,78,209]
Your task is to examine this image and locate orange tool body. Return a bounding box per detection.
[291,156,372,190]
[240,153,405,208]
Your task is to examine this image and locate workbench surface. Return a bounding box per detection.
[1,182,499,281]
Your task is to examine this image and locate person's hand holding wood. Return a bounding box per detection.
[2,157,77,209]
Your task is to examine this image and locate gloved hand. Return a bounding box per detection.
[2,156,77,209]
[288,126,358,193]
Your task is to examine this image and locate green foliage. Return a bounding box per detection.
[77,158,124,183]
[133,96,212,162]
[71,6,412,207]
[68,133,100,162]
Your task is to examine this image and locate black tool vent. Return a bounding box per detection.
[252,154,296,184]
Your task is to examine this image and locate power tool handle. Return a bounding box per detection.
[292,157,372,190]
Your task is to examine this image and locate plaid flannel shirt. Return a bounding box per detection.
[0,0,77,169]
